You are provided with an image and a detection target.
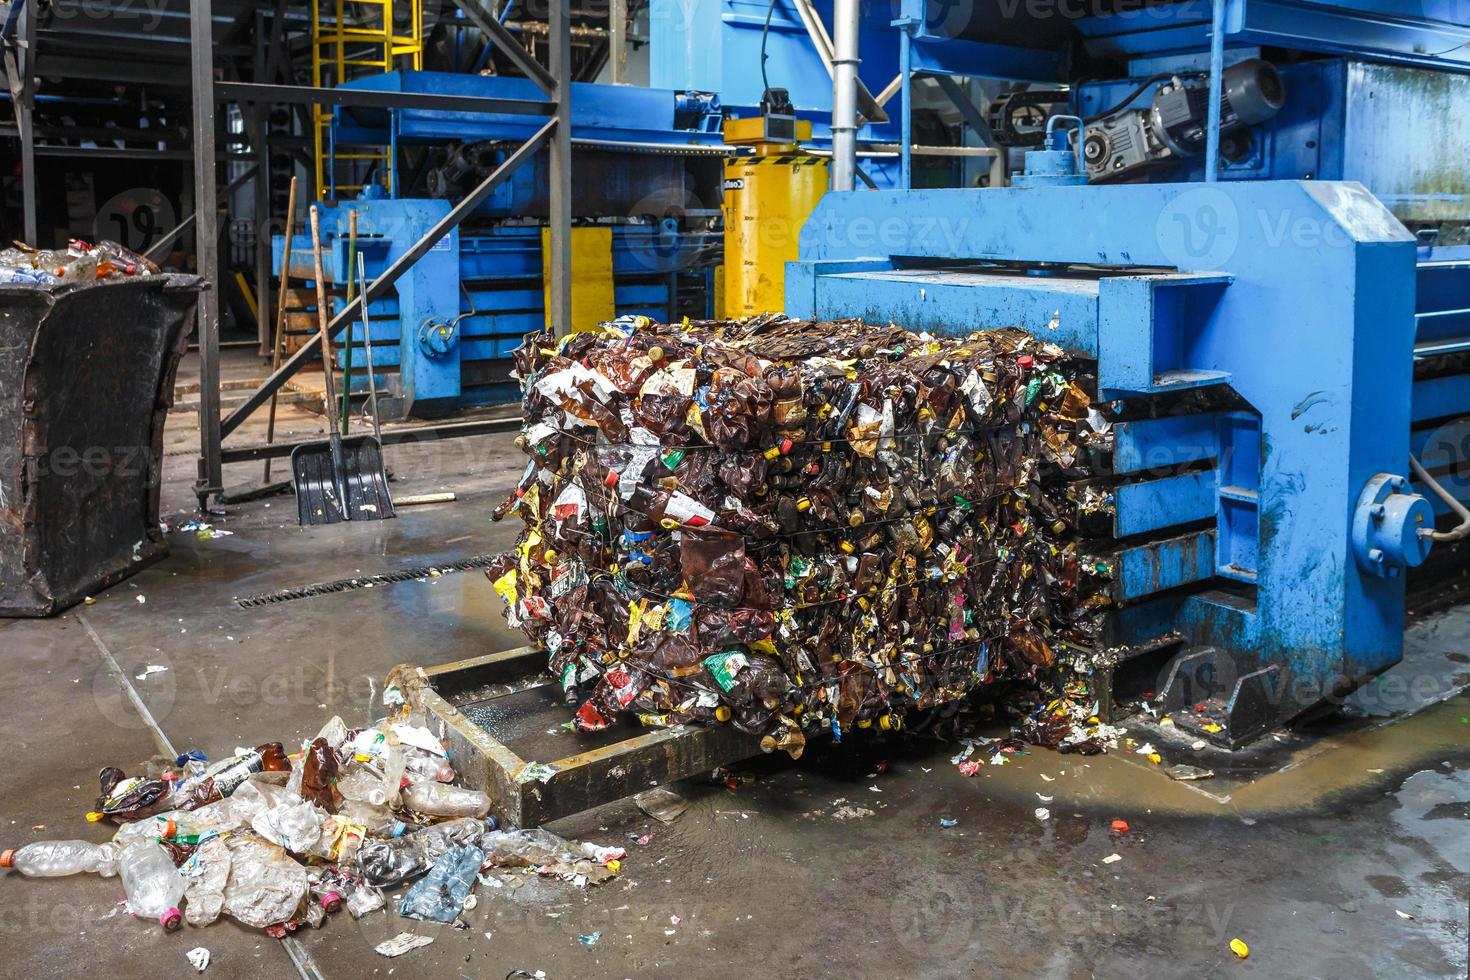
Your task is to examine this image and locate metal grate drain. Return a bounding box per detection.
[235,554,500,608]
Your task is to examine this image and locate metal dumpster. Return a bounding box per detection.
[0,275,200,617]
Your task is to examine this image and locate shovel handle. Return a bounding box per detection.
[308,205,341,432]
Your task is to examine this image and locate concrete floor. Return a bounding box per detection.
[1,381,1467,978]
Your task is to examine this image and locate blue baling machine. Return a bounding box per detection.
[791,0,1470,744]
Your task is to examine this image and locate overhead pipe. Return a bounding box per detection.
[830,0,860,192]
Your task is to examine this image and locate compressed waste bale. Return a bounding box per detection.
[488,316,1113,752]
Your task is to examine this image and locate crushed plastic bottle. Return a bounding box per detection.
[181,835,232,927]
[119,841,186,930]
[220,835,308,929]
[0,840,121,877]
[399,843,484,923]
[355,817,491,888]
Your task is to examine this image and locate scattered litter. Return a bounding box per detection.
[135,595,146,605]
[515,762,559,784]
[376,933,435,957]
[186,947,210,972]
[1191,740,1207,751]
[1164,764,1215,782]
[1395,909,1415,920]
[1036,793,1053,803]
[6,686,630,943]
[831,805,874,821]
[957,761,981,778]
[938,818,958,829]
[1102,853,1122,865]
[1034,808,1050,821]
[134,665,168,681]
[1229,938,1249,959]
[634,786,689,824]
[578,932,601,946]
[1110,819,1130,834]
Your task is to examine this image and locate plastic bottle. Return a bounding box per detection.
[88,767,172,823]
[300,737,340,813]
[220,836,308,929]
[400,781,492,819]
[403,749,456,783]
[378,744,406,809]
[399,843,484,923]
[355,816,491,888]
[182,836,231,927]
[118,842,186,930]
[0,840,120,877]
[171,742,291,812]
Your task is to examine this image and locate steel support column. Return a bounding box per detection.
[192,0,223,505]
[547,0,572,336]
[610,0,627,84]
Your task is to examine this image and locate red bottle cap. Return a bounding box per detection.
[1017,355,1035,371]
[603,470,620,487]
[160,908,182,931]
[319,890,343,913]
[779,438,794,455]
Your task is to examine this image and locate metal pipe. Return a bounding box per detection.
[609,0,627,84]
[1205,0,1226,182]
[830,0,859,192]
[547,0,572,336]
[1410,455,1470,543]
[898,24,911,189]
[191,0,223,505]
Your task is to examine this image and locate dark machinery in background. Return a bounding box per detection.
[1081,59,1286,181]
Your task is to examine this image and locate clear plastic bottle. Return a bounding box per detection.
[182,836,231,928]
[119,842,186,930]
[220,836,308,929]
[403,749,456,783]
[379,744,406,808]
[0,840,120,877]
[400,781,492,819]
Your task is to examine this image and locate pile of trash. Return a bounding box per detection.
[489,316,1114,756]
[0,694,624,935]
[0,238,161,286]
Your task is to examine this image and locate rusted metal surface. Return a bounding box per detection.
[398,651,760,827]
[0,275,200,617]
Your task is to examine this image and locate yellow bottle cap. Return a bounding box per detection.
[714,705,732,722]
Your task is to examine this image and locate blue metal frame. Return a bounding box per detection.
[276,73,725,416]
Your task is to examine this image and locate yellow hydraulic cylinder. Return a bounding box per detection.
[722,116,828,317]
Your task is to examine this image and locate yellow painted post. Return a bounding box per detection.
[721,116,828,317]
[541,226,616,333]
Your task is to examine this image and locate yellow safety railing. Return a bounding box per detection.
[311,0,423,199]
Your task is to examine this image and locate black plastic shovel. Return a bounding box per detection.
[291,205,394,525]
